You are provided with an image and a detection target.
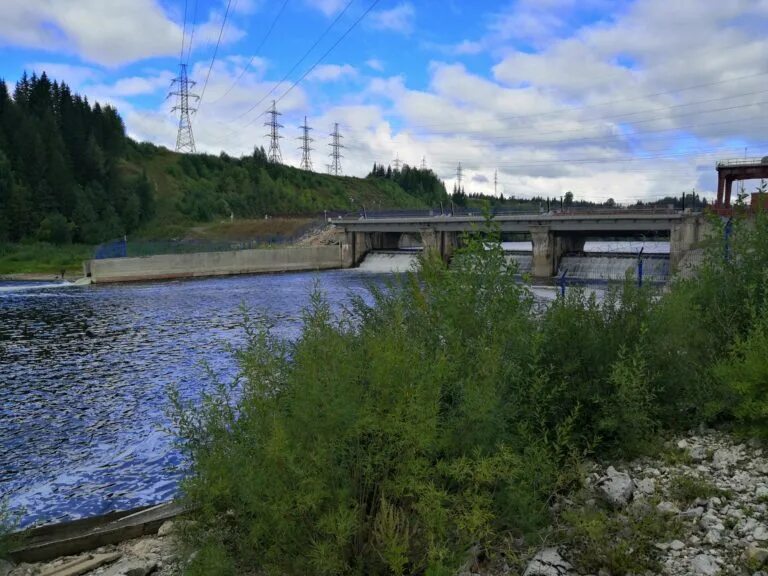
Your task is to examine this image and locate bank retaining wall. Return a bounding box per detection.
[87,245,342,283]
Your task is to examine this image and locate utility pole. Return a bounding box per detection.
[392,153,402,171]
[456,162,463,189]
[265,100,283,163]
[420,156,427,170]
[169,63,199,153]
[297,116,313,171]
[328,123,344,176]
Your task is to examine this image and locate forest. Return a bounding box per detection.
[0,72,154,245]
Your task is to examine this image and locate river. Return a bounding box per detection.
[0,270,399,528]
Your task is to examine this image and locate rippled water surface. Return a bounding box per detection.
[0,271,389,527]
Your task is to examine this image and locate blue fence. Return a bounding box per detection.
[94,221,324,260]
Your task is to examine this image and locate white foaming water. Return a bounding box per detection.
[501,240,670,254]
[506,253,533,274]
[357,251,419,273]
[559,255,669,282]
[0,281,74,294]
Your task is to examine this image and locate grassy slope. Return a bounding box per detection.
[0,243,92,276]
[127,146,425,240]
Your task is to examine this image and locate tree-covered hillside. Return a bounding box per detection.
[0,72,154,244]
[0,72,439,247]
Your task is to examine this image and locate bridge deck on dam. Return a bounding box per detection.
[336,211,688,234]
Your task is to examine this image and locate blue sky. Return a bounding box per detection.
[1,0,767,202]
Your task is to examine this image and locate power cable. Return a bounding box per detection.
[211,0,291,104]
[273,0,381,106]
[230,0,357,123]
[179,0,188,64]
[397,71,768,132]
[197,0,234,111]
[185,0,199,66]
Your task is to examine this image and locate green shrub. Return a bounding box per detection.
[714,305,768,437]
[172,213,768,574]
[561,499,681,575]
[668,474,730,505]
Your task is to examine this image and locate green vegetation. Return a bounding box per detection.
[560,498,681,574]
[171,211,768,575]
[0,72,153,245]
[0,242,92,275]
[668,475,730,506]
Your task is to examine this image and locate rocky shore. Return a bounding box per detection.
[2,521,183,576]
[521,430,768,576]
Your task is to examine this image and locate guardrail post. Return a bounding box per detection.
[724,218,733,262]
[559,269,568,297]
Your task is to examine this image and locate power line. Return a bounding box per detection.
[179,0,188,64]
[184,0,199,65]
[197,0,234,111]
[231,0,357,124]
[396,70,768,132]
[408,89,768,139]
[273,0,381,106]
[212,0,291,104]
[298,116,314,171]
[328,123,344,175]
[265,100,283,163]
[238,0,380,132]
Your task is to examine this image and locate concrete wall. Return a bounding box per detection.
[88,245,342,283]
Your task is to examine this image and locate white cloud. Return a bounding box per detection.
[0,0,181,66]
[307,64,358,82]
[365,59,385,72]
[0,0,244,67]
[369,3,415,34]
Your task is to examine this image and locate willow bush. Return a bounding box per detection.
[174,214,768,575]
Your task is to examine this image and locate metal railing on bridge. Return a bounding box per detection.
[716,157,768,168]
[340,205,687,220]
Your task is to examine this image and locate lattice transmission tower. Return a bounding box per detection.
[297,116,314,171]
[456,162,463,187]
[420,156,427,170]
[392,153,402,171]
[265,100,283,163]
[169,63,199,153]
[494,169,498,195]
[328,123,344,176]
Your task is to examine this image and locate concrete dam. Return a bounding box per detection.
[337,210,706,281]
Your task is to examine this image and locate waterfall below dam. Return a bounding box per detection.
[358,249,670,283]
[558,255,669,283]
[357,251,420,273]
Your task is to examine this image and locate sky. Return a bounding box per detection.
[0,0,767,203]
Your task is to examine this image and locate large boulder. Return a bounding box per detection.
[691,554,720,576]
[523,548,574,576]
[596,466,635,507]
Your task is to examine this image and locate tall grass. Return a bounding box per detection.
[173,213,768,575]
[0,242,92,275]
